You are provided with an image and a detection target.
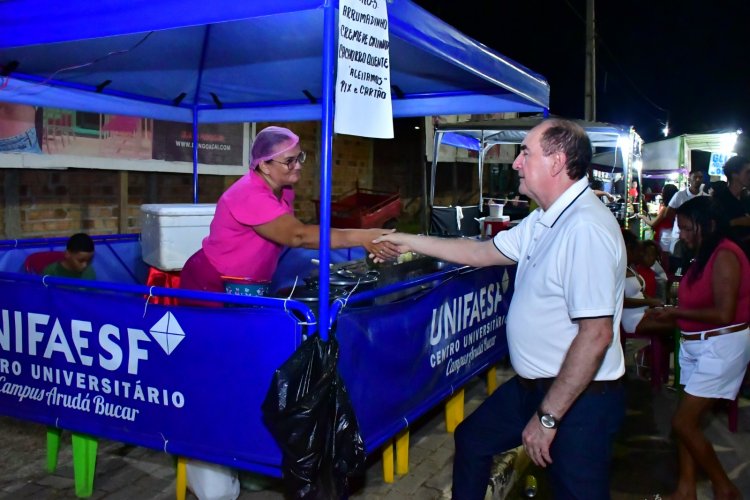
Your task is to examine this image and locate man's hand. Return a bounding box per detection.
[522,414,556,467]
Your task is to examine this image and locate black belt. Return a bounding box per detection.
[517,376,623,395]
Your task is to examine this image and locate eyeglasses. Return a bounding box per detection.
[268,151,306,170]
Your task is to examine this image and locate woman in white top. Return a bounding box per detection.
[621,230,674,335]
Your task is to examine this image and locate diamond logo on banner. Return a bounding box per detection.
[149,312,186,355]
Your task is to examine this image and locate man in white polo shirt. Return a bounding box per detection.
[374,118,626,499]
[668,170,706,253]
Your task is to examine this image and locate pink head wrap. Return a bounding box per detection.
[249,126,300,169]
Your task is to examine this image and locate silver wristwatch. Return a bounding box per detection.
[536,409,559,429]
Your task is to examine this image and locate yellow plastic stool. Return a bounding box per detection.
[395,429,409,475]
[487,366,498,395]
[176,456,187,500]
[382,427,410,483]
[445,389,465,433]
[382,441,395,483]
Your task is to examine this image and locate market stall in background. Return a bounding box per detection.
[429,116,643,235]
[601,131,740,235]
[641,132,739,183]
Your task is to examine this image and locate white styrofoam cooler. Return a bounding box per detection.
[140,204,217,271]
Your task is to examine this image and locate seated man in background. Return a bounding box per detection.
[43,233,96,280]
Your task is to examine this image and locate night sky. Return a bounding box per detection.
[413,1,750,154]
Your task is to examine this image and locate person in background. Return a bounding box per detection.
[628,180,639,199]
[712,155,750,250]
[621,230,673,337]
[623,234,674,382]
[667,170,707,272]
[613,174,625,198]
[590,178,617,202]
[649,196,750,500]
[634,239,657,299]
[0,103,42,153]
[375,118,626,499]
[640,239,668,302]
[708,180,729,198]
[639,183,679,253]
[179,126,399,500]
[43,233,96,279]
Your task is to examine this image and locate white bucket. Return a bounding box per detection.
[488,203,504,218]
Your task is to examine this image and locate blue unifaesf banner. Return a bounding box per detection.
[0,277,306,475]
[335,266,514,451]
[0,261,514,472]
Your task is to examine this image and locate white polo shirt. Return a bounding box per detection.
[493,177,626,380]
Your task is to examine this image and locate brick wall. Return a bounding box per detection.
[0,120,382,239]
[0,169,229,239]
[0,120,497,240]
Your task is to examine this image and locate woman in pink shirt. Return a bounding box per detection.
[650,196,750,500]
[180,126,398,295]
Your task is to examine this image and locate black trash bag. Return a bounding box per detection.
[261,334,366,499]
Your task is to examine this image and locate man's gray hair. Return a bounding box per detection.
[539,119,592,180]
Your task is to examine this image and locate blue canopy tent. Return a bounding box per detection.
[1,0,549,320]
[0,0,550,482]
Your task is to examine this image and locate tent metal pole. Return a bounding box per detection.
[427,130,441,233]
[318,0,336,340]
[478,130,485,209]
[192,25,212,204]
[192,110,199,204]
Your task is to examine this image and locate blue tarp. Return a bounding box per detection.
[0,0,549,122]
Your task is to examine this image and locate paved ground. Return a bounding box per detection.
[1,346,749,500]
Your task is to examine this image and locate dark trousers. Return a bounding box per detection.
[452,375,625,500]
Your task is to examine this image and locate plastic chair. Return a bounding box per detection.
[23,251,64,274]
[621,324,670,391]
[24,250,99,496]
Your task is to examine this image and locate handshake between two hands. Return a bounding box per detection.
[365,229,410,263]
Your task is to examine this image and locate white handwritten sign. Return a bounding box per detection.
[334,0,394,138]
